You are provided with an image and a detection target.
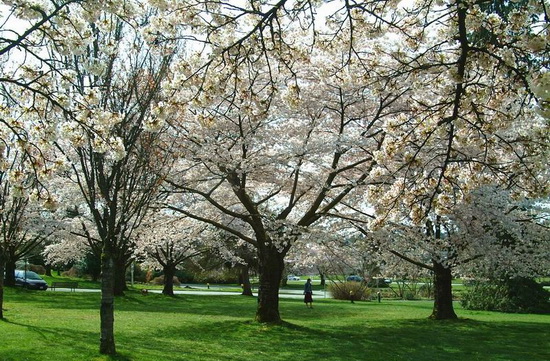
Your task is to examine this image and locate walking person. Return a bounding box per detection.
[303,278,313,308]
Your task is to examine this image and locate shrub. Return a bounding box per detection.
[61,267,81,278]
[461,277,550,314]
[150,276,181,286]
[418,284,434,298]
[175,269,195,283]
[193,268,239,284]
[79,252,101,281]
[126,263,148,283]
[366,278,390,288]
[29,264,46,275]
[328,281,372,301]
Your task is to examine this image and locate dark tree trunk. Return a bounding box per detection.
[45,264,52,277]
[113,258,127,297]
[319,273,326,287]
[91,269,100,282]
[239,265,253,296]
[430,261,457,320]
[162,266,176,296]
[85,251,101,282]
[4,260,16,287]
[255,247,284,323]
[99,244,116,355]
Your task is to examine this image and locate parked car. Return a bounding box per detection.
[346,275,364,282]
[368,277,392,287]
[14,270,48,290]
[287,275,301,281]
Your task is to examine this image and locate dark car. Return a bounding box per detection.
[15,270,48,290]
[346,275,364,282]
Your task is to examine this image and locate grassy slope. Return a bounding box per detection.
[0,288,548,361]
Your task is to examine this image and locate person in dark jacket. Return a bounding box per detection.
[304,278,313,308]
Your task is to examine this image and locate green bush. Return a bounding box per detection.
[403,291,417,300]
[61,266,82,278]
[461,277,550,314]
[29,264,46,275]
[126,263,148,283]
[151,275,181,286]
[328,281,372,301]
[175,269,195,283]
[194,268,239,284]
[418,284,433,298]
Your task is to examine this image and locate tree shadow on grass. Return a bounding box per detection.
[127,317,449,361]
[325,317,550,361]
[7,292,549,361]
[2,319,133,361]
[32,291,258,318]
[4,302,549,361]
[117,294,259,318]
[115,319,333,361]
[125,316,550,361]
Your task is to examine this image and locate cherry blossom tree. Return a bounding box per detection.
[36,3,178,354]
[207,230,259,296]
[157,0,547,322]
[452,187,550,280]
[135,216,212,296]
[359,186,550,318]
[287,225,370,279]
[335,0,550,319]
[169,0,548,321]
[162,27,400,322]
[43,231,90,272]
[0,140,58,319]
[57,63,173,353]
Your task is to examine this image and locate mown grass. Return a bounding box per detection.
[1,287,548,361]
[41,274,102,289]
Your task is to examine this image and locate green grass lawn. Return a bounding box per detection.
[41,274,102,289]
[1,287,548,361]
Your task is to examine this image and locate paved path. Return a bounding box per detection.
[48,285,331,299]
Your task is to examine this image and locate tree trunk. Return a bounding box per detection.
[99,244,116,355]
[113,258,127,297]
[91,269,100,282]
[430,261,457,320]
[319,272,326,287]
[239,265,253,296]
[255,247,284,323]
[4,260,16,287]
[162,266,176,296]
[85,252,101,282]
[45,264,52,277]
[281,272,288,287]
